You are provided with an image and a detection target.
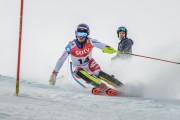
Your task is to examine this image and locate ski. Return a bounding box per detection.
[70,62,128,97]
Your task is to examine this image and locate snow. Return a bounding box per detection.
[1,0,180,120]
[1,75,180,120]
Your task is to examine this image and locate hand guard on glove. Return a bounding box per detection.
[102,46,117,54]
[49,70,58,86]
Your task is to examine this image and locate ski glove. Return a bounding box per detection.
[49,70,58,86]
[102,46,117,54]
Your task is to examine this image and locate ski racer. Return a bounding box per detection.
[49,23,123,96]
[112,26,134,60]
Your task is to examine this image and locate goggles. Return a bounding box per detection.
[118,27,126,32]
[76,32,88,38]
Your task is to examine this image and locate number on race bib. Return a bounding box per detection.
[78,57,90,64]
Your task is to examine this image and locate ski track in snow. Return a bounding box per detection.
[0,75,180,120]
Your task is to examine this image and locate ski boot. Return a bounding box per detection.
[106,88,118,96]
[92,83,108,95]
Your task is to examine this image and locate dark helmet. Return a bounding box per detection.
[75,23,90,35]
[117,26,127,38]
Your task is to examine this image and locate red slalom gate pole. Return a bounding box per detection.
[129,53,180,65]
[16,0,24,96]
[116,51,180,65]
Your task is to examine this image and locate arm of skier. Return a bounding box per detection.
[49,44,70,85]
[90,39,117,54]
[54,51,69,73]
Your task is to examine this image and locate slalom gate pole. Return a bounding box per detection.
[117,51,180,65]
[16,0,24,96]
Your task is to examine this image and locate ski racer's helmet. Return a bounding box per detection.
[117,26,127,38]
[75,23,90,37]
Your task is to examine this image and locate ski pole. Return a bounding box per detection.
[117,51,180,65]
[70,62,86,88]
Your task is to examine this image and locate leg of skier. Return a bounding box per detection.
[73,58,108,95]
[88,59,122,96]
[97,71,123,87]
[74,58,121,96]
[97,70,124,96]
[87,58,109,95]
